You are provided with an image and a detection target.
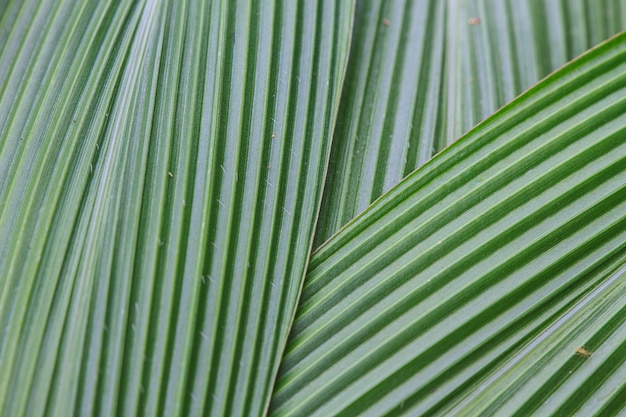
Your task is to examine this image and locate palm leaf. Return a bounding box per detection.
[0,1,352,416]
[2,1,626,416]
[271,32,626,416]
[314,0,626,246]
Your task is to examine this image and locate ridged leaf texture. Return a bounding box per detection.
[314,0,626,246]
[0,1,352,416]
[271,32,626,417]
[2,1,626,416]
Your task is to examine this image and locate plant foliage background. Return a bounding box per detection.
[1,1,625,416]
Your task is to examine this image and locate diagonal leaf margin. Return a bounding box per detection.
[314,0,626,248]
[271,31,626,416]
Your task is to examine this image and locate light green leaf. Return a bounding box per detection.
[314,0,626,247]
[271,32,626,416]
[0,1,352,416]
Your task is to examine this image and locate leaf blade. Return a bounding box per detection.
[270,31,626,417]
[0,1,353,416]
[314,0,626,247]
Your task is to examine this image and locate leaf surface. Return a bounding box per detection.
[0,1,353,416]
[271,32,626,417]
[314,0,626,246]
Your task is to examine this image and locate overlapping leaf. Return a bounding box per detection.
[271,32,626,416]
[2,1,626,416]
[314,0,626,246]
